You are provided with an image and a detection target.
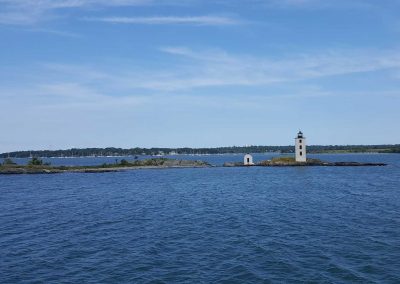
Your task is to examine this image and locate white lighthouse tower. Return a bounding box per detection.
[295,131,306,162]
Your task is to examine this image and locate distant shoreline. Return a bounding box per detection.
[0,152,397,160]
[1,145,399,158]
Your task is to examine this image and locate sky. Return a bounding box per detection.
[1,0,400,152]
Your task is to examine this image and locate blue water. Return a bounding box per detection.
[1,154,399,283]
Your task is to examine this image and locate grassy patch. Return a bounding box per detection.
[271,156,296,163]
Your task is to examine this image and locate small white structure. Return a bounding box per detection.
[295,131,307,162]
[244,154,254,166]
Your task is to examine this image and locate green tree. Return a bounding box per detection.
[28,157,43,166]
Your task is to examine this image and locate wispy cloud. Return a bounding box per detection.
[85,15,239,26]
[155,47,400,90]
[0,0,240,26]
[259,0,374,9]
[0,0,152,9]
[2,47,400,102]
[20,47,400,95]
[0,0,379,26]
[0,0,153,25]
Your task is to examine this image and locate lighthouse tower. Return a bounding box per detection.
[295,131,306,162]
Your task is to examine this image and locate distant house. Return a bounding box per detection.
[295,131,307,162]
[244,154,254,166]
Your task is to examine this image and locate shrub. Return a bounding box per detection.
[3,158,16,165]
[28,157,43,166]
[120,159,130,166]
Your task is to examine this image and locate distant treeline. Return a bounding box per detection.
[1,145,400,158]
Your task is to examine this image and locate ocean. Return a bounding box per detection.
[1,154,399,283]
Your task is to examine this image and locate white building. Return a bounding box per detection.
[244,154,254,166]
[295,131,307,162]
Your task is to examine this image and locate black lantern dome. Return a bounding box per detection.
[297,131,304,138]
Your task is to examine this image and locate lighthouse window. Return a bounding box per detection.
[299,139,302,143]
[299,145,302,149]
[300,151,303,156]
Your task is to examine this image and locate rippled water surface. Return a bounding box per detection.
[1,154,399,283]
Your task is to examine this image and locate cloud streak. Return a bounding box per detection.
[2,47,400,102]
[0,0,152,9]
[0,0,239,26]
[85,15,239,26]
[150,47,400,90]
[0,0,379,26]
[5,47,398,98]
[0,0,158,25]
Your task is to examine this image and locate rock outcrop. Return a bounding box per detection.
[0,158,211,175]
[224,157,387,167]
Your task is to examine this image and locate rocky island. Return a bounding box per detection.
[0,158,211,175]
[0,155,388,175]
[223,157,387,167]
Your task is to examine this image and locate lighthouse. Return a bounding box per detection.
[295,131,306,162]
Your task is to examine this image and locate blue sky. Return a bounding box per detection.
[1,0,400,152]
